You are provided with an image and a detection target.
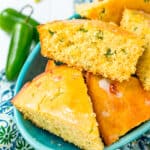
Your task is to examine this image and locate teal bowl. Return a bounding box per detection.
[14,15,150,150]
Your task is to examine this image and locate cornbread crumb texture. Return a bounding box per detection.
[121,9,150,91]
[12,64,103,150]
[76,0,150,24]
[38,20,144,82]
[86,73,150,145]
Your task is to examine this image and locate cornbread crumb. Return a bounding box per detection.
[121,9,150,90]
[38,19,144,81]
[12,64,103,150]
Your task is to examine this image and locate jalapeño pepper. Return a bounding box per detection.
[5,22,33,81]
[0,8,39,42]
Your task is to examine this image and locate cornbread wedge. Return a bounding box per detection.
[121,9,150,91]
[38,20,144,81]
[86,73,150,145]
[76,0,124,24]
[76,0,150,24]
[12,64,104,150]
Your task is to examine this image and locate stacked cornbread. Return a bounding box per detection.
[12,0,150,149]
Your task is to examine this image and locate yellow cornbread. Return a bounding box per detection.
[76,0,124,24]
[121,9,150,91]
[38,19,144,81]
[76,0,150,24]
[12,63,104,150]
[86,73,150,145]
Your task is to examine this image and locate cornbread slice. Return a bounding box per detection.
[86,73,150,145]
[121,9,150,91]
[38,20,144,81]
[12,64,104,150]
[76,0,150,24]
[76,0,124,24]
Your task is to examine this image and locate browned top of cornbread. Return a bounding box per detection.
[76,0,150,24]
[38,19,137,38]
[12,63,104,150]
[86,74,150,145]
[86,73,150,145]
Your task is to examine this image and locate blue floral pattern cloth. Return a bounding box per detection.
[0,70,34,150]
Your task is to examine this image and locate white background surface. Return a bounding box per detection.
[0,0,74,71]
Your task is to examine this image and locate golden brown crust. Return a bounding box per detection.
[38,19,137,38]
[86,73,150,145]
[12,65,104,150]
[76,0,150,24]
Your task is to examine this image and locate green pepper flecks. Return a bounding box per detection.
[133,27,138,31]
[144,0,150,2]
[101,8,105,14]
[48,30,56,36]
[96,30,104,40]
[121,49,127,54]
[104,48,114,57]
[99,8,105,19]
[78,27,88,32]
[59,39,64,42]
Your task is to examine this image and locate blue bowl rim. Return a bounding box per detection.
[14,15,150,150]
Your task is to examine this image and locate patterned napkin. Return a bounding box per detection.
[0,70,34,150]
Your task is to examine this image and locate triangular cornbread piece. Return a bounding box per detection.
[12,61,103,150]
[76,0,150,24]
[86,73,150,145]
[121,9,150,91]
